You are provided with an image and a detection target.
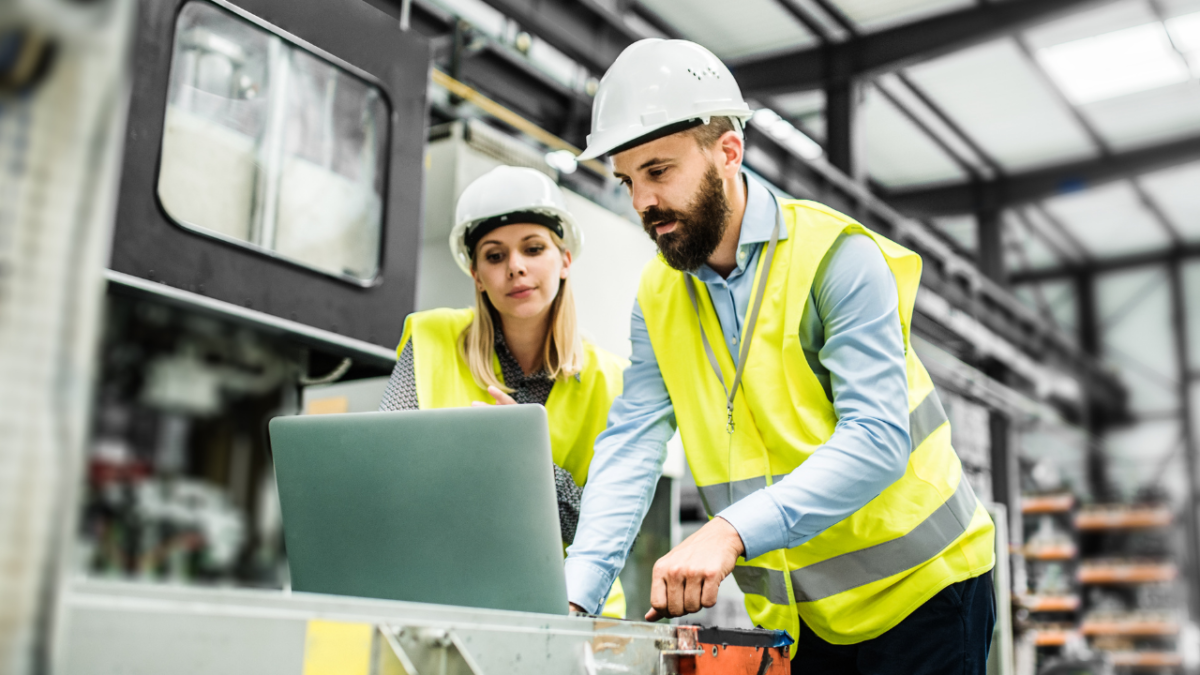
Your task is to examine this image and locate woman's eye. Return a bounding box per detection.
[486,252,503,263]
[526,245,545,255]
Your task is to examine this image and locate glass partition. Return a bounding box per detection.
[158,1,388,284]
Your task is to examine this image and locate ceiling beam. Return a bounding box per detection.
[474,0,645,75]
[886,133,1200,216]
[728,0,1113,96]
[393,0,1127,414]
[1011,244,1200,283]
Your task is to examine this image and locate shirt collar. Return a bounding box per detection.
[738,172,790,247]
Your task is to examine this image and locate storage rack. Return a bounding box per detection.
[1019,492,1084,662]
[1075,503,1181,673]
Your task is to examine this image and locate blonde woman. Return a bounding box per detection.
[379,166,627,618]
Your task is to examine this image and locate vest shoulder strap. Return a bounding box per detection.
[582,341,629,380]
[397,307,474,358]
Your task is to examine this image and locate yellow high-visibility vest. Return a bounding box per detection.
[636,200,995,649]
[397,308,628,618]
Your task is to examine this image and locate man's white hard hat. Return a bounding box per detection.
[450,166,584,275]
[578,38,753,161]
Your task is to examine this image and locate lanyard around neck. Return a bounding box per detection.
[684,199,782,434]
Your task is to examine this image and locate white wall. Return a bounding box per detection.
[415,124,658,359]
[560,191,657,358]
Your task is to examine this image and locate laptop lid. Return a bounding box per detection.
[269,405,568,615]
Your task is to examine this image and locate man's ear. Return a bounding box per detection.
[716,130,744,177]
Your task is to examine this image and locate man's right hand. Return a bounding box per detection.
[645,516,743,621]
[569,603,587,614]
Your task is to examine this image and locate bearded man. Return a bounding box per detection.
[564,39,996,675]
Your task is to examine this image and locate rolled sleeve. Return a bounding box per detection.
[717,490,788,561]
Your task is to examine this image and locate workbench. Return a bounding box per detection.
[56,580,791,674]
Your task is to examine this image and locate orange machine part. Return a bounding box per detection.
[680,643,791,675]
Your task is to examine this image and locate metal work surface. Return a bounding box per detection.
[57,580,788,674]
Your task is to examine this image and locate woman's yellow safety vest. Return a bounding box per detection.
[636,200,995,648]
[397,307,629,618]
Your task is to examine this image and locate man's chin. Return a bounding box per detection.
[657,247,695,272]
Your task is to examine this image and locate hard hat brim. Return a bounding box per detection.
[579,108,753,160]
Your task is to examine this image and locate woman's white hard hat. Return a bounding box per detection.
[578,39,753,161]
[450,165,584,275]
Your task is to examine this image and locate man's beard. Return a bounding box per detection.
[641,164,732,272]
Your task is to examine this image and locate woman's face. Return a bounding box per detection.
[472,223,572,322]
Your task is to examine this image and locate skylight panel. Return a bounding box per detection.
[1167,11,1200,74]
[1168,12,1200,51]
[1037,22,1191,104]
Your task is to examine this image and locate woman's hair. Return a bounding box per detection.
[459,230,584,392]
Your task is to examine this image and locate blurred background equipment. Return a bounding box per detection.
[0,0,133,671]
[6,0,1200,672]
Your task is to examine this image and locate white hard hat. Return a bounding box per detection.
[450,166,584,275]
[578,39,753,161]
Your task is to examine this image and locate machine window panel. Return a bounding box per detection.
[158,1,389,284]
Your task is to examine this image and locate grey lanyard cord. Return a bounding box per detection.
[685,200,782,435]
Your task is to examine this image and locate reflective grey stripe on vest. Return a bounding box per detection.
[698,474,789,516]
[696,390,948,517]
[731,564,791,606]
[909,390,948,454]
[731,477,979,606]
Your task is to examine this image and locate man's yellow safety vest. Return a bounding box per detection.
[397,308,630,618]
[636,200,995,648]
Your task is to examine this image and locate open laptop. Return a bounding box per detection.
[268,405,568,615]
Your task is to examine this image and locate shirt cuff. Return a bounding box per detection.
[718,489,789,561]
[564,557,617,615]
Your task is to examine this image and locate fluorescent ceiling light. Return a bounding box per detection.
[749,108,824,160]
[1037,22,1191,104]
[544,150,577,174]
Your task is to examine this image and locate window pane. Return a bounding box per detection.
[158,1,387,283]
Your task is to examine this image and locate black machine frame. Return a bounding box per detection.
[112,0,431,348]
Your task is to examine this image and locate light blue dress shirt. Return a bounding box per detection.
[564,173,912,614]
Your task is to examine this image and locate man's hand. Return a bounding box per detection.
[568,602,587,614]
[645,517,745,622]
[471,385,517,406]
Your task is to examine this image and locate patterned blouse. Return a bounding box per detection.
[379,330,585,545]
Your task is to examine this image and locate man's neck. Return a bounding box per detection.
[705,173,748,278]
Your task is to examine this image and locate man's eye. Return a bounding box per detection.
[650,167,667,178]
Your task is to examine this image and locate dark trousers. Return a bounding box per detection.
[792,571,995,675]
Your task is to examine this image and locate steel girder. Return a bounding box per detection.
[1011,244,1200,284]
[728,0,1115,96]
[886,134,1200,217]
[391,0,1127,416]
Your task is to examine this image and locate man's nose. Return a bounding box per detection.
[631,182,659,214]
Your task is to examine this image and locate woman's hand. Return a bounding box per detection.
[471,385,517,406]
